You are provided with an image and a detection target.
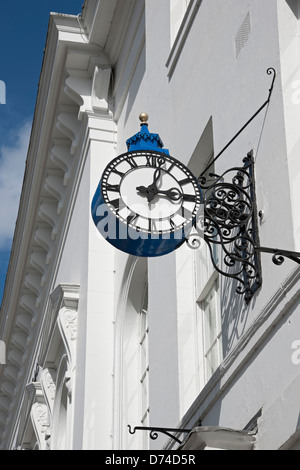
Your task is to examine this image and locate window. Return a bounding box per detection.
[195,239,222,385]
[175,118,223,415]
[139,286,149,436]
[201,277,222,381]
[190,118,222,385]
[195,164,222,385]
[115,257,149,450]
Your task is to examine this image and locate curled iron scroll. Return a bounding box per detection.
[187,151,262,303]
[128,425,191,445]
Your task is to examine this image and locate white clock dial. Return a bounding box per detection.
[101,151,202,235]
[120,168,182,219]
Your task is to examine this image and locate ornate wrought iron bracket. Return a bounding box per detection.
[183,67,300,302]
[128,425,191,445]
[186,150,300,303]
[255,247,300,265]
[187,151,262,303]
[199,68,276,177]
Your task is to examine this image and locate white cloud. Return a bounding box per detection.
[0,121,31,249]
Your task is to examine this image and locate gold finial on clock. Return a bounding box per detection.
[139,112,149,124]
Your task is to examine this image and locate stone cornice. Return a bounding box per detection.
[16,284,79,449]
[81,0,119,49]
[0,11,115,448]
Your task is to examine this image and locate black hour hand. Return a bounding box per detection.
[136,185,156,203]
[136,185,148,194]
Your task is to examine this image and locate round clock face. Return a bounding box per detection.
[100,150,202,236]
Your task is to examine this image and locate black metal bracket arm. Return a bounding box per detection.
[255,247,300,265]
[184,67,300,303]
[200,68,276,177]
[128,425,191,445]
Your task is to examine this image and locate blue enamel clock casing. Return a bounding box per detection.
[91,115,203,257]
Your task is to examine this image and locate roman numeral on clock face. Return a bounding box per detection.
[148,218,158,232]
[179,177,191,186]
[182,193,197,203]
[109,198,122,211]
[167,161,176,173]
[180,206,193,219]
[169,217,175,230]
[127,156,138,168]
[104,183,120,192]
[112,168,125,178]
[127,212,139,225]
[146,155,163,167]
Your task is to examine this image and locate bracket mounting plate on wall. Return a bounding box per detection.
[187,151,262,303]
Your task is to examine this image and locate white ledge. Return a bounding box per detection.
[179,426,256,450]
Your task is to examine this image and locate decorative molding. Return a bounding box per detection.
[50,141,74,186]
[56,109,82,155]
[41,368,57,425]
[65,63,112,120]
[166,0,202,78]
[50,283,80,310]
[15,282,79,450]
[39,284,80,373]
[92,65,112,111]
[31,403,49,450]
[0,13,112,446]
[44,169,66,214]
[58,308,78,371]
[29,382,49,451]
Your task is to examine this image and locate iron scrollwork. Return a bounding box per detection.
[185,68,300,301]
[255,246,300,266]
[128,425,191,445]
[187,151,262,303]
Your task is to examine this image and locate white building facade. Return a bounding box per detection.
[0,0,300,450]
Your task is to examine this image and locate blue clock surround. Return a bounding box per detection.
[91,117,203,257]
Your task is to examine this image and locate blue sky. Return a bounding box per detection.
[0,1,83,305]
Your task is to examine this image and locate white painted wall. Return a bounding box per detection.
[277,0,300,251]
[2,0,300,451]
[117,0,300,449]
[54,121,117,449]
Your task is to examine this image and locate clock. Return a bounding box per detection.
[92,150,202,257]
[91,114,203,257]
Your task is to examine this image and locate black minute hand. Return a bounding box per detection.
[146,167,161,202]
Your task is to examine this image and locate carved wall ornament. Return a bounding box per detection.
[41,368,57,412]
[0,15,113,445]
[58,307,78,371]
[31,403,49,450]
